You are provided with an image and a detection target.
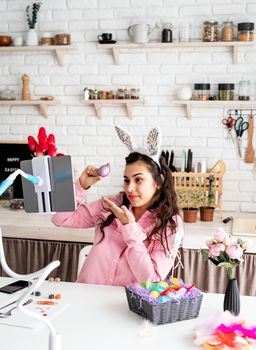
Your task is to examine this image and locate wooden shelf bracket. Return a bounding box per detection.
[81,99,145,119]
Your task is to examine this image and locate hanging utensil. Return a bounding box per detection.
[244,115,255,163]
[234,116,249,158]
[180,150,186,172]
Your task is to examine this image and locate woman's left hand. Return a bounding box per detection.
[102,197,135,225]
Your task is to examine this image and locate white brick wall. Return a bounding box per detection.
[0,0,256,212]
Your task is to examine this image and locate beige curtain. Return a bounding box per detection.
[174,248,256,296]
[0,238,87,282]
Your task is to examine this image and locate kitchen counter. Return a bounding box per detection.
[0,206,94,243]
[0,206,255,292]
[0,207,255,250]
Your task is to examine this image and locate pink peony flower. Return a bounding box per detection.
[226,243,244,261]
[213,228,227,242]
[209,243,225,258]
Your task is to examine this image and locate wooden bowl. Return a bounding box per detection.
[0,35,12,46]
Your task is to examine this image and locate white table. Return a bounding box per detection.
[0,278,255,350]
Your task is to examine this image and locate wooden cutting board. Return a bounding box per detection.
[244,115,255,163]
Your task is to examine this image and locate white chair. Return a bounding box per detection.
[77,245,92,277]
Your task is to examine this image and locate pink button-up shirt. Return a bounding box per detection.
[51,181,184,286]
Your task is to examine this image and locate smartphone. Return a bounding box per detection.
[0,280,30,294]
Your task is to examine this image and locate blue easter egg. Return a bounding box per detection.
[158,296,170,303]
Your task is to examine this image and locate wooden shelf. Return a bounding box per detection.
[97,41,254,64]
[0,45,76,66]
[172,99,256,119]
[81,99,145,119]
[0,99,61,118]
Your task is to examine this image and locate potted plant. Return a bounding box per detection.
[25,2,42,46]
[200,174,215,222]
[182,189,201,223]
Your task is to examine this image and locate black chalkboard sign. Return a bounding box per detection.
[0,142,32,199]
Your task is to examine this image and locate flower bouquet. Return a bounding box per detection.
[201,227,248,315]
[27,127,64,157]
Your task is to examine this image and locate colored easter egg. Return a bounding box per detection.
[158,281,169,289]
[158,296,170,303]
[149,290,160,299]
[97,163,110,177]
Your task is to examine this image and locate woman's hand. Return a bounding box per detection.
[79,165,101,190]
[102,197,135,225]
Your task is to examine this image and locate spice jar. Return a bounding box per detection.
[193,83,210,101]
[238,80,250,100]
[237,22,254,41]
[162,23,172,43]
[221,21,234,41]
[203,21,218,42]
[218,83,235,100]
[130,88,140,99]
[117,89,126,99]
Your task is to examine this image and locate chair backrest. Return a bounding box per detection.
[77,245,92,277]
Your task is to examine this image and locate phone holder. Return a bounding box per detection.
[0,228,61,350]
[0,155,76,350]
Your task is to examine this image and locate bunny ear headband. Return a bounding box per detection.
[115,125,162,166]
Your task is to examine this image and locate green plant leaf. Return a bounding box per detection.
[201,249,209,261]
[217,262,235,269]
[208,257,219,266]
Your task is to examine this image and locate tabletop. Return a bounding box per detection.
[0,278,255,350]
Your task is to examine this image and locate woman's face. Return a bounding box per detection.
[123,160,159,210]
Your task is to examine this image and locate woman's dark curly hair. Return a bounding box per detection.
[99,152,179,254]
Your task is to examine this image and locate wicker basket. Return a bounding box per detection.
[125,286,203,325]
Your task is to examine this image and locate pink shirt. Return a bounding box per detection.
[51,181,184,286]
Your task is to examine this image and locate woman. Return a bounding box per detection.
[51,151,184,286]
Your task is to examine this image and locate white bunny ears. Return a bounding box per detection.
[115,125,162,166]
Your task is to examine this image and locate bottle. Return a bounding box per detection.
[193,83,210,101]
[218,83,235,100]
[83,87,90,100]
[238,22,254,41]
[221,21,234,41]
[162,23,172,43]
[238,80,250,100]
[203,21,218,42]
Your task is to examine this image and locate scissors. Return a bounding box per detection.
[234,116,249,158]
[222,116,235,143]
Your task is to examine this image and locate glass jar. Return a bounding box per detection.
[130,88,140,99]
[179,23,191,42]
[203,21,218,42]
[218,83,235,100]
[162,23,172,43]
[117,89,126,99]
[193,83,210,101]
[238,80,250,100]
[237,22,254,41]
[83,87,90,100]
[221,21,234,41]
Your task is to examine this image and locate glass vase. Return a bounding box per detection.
[223,269,240,316]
